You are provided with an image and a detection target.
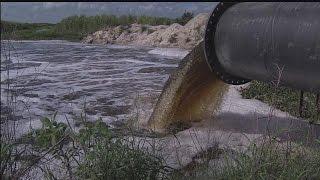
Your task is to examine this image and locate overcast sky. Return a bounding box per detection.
[1,2,218,24]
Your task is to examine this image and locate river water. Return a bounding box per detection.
[1,40,189,136]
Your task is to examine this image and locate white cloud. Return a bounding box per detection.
[142,4,155,10]
[42,2,68,9]
[1,2,218,23]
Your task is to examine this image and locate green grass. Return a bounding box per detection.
[217,142,320,179]
[1,11,194,42]
[2,113,169,179]
[74,118,170,179]
[1,21,83,41]
[77,137,167,180]
[2,111,320,179]
[172,139,320,180]
[241,81,319,123]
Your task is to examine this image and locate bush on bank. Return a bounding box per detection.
[241,81,319,123]
[1,114,169,179]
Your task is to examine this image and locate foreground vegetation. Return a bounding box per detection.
[1,114,170,179]
[1,12,194,41]
[2,112,319,179]
[218,142,320,179]
[241,81,320,123]
[173,138,320,179]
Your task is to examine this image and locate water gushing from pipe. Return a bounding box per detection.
[148,42,228,132]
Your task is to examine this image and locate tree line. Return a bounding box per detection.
[1,11,194,41]
[54,12,194,36]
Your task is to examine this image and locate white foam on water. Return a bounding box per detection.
[219,84,293,118]
[0,40,187,140]
[7,40,69,44]
[148,48,189,58]
[119,58,170,67]
[106,44,137,49]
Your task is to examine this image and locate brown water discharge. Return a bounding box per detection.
[148,42,228,132]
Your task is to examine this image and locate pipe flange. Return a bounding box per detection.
[204,2,251,85]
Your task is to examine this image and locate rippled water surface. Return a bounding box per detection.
[1,40,188,133]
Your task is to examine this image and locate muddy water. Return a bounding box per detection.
[0,40,188,136]
[148,42,228,132]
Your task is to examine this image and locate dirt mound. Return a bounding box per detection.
[82,13,209,50]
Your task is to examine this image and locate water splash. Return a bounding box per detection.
[148,42,228,132]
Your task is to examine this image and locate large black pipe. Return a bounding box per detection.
[204,2,320,92]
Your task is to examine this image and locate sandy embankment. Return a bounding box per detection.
[82,13,209,50]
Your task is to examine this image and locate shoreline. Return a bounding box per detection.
[1,39,191,60]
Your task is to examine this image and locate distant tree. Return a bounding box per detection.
[176,10,194,26]
[52,14,177,37]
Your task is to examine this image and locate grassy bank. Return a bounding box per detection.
[2,113,319,179]
[241,81,320,123]
[1,12,194,41]
[172,138,320,179]
[1,21,83,41]
[1,114,170,179]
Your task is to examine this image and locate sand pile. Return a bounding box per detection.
[82,13,209,50]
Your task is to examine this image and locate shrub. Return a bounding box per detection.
[215,140,320,179]
[75,119,168,179]
[175,11,194,26]
[0,142,13,179]
[77,138,166,180]
[172,138,320,179]
[241,81,319,123]
[19,114,169,179]
[31,113,68,150]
